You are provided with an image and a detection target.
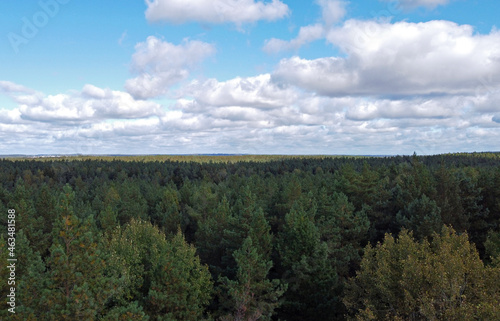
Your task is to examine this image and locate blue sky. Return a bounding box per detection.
[0,0,499,155]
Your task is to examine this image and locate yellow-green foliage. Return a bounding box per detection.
[344,226,500,320]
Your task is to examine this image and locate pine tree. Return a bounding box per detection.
[147,230,213,321]
[153,186,182,237]
[196,195,232,276]
[277,204,339,320]
[117,181,148,225]
[34,183,57,257]
[106,219,213,320]
[344,226,500,320]
[219,189,284,321]
[11,230,47,320]
[40,185,113,320]
[220,186,265,279]
[316,192,369,278]
[0,235,13,320]
[98,204,118,236]
[396,194,442,240]
[220,237,285,321]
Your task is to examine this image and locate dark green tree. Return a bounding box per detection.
[220,236,285,321]
[40,185,113,320]
[277,203,339,320]
[396,194,442,240]
[10,230,47,321]
[196,195,232,276]
[147,230,213,321]
[316,192,369,279]
[152,185,182,237]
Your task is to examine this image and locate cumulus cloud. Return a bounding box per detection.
[144,0,289,26]
[272,20,500,96]
[2,69,499,156]
[0,108,23,124]
[263,24,324,53]
[263,0,346,54]
[125,36,215,99]
[345,97,460,120]
[318,0,347,26]
[183,74,299,108]
[14,84,162,123]
[3,18,500,156]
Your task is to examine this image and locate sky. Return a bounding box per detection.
[0,0,499,155]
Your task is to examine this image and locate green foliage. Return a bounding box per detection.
[106,219,172,308]
[34,183,57,256]
[0,236,13,320]
[148,230,213,321]
[9,230,46,320]
[317,191,370,278]
[220,237,286,321]
[485,230,500,266]
[41,185,113,320]
[100,302,149,321]
[1,153,500,319]
[396,194,442,240]
[277,203,340,320]
[116,181,148,225]
[344,226,500,320]
[195,195,232,276]
[106,219,213,320]
[152,185,182,236]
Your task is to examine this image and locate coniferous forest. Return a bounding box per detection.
[1,153,500,320]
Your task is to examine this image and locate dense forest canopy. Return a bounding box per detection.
[1,153,500,320]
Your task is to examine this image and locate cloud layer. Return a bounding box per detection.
[1,2,499,155]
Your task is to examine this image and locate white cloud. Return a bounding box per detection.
[0,81,35,94]
[3,16,500,157]
[184,74,299,109]
[262,0,346,53]
[272,20,500,96]
[15,84,162,123]
[471,90,500,113]
[144,0,289,26]
[118,30,128,46]
[125,36,215,99]
[345,97,459,120]
[381,0,451,10]
[263,24,324,53]
[2,88,499,155]
[0,108,23,124]
[317,0,347,26]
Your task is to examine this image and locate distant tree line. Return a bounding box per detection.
[0,153,499,320]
